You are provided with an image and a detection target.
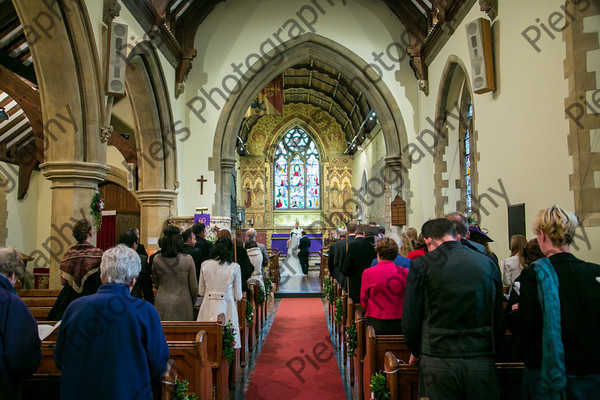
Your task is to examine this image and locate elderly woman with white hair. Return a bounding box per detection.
[55,245,169,400]
[515,206,600,399]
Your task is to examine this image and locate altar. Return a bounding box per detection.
[271,233,323,255]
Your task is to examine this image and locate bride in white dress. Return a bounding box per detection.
[281,223,304,277]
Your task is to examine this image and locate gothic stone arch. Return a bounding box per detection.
[211,33,410,219]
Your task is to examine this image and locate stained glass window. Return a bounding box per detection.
[463,101,473,216]
[274,127,320,210]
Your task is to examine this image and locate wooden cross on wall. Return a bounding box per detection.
[197,175,207,195]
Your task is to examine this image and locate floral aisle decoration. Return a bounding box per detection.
[258,287,265,305]
[334,297,343,325]
[223,322,236,365]
[264,273,273,299]
[370,372,391,400]
[173,379,199,400]
[90,192,104,231]
[246,301,254,328]
[345,323,357,358]
[322,275,334,304]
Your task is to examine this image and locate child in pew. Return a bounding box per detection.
[55,245,169,400]
[0,247,42,400]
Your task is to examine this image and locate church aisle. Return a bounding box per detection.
[244,298,347,399]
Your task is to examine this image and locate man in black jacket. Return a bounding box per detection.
[182,228,203,281]
[341,224,376,303]
[330,221,357,287]
[402,218,503,400]
[119,230,154,304]
[298,231,311,275]
[193,223,213,266]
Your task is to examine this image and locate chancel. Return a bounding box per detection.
[1,0,599,399]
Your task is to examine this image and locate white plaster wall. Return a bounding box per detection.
[182,0,419,217]
[417,0,600,261]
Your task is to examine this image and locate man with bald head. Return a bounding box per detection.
[0,247,41,399]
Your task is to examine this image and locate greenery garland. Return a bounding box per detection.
[223,322,236,365]
[334,297,343,325]
[258,287,265,305]
[246,301,254,328]
[370,372,391,400]
[322,276,335,304]
[173,379,198,400]
[345,323,357,358]
[90,192,104,231]
[264,273,272,299]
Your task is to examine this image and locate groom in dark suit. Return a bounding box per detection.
[298,231,311,275]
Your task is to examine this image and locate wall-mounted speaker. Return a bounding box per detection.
[126,162,136,191]
[106,21,128,97]
[465,18,494,94]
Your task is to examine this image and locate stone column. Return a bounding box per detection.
[384,156,407,235]
[219,158,236,218]
[136,189,178,250]
[41,161,110,289]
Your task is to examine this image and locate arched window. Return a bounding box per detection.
[274,127,320,210]
[463,99,474,217]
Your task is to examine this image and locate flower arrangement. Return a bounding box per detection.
[334,297,343,325]
[346,323,357,358]
[370,372,391,400]
[264,273,272,299]
[90,192,104,231]
[205,225,219,244]
[223,322,236,365]
[258,287,265,305]
[246,301,254,328]
[322,276,334,304]
[173,379,198,400]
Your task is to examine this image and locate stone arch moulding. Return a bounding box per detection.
[433,55,479,218]
[211,33,410,217]
[126,41,178,193]
[126,41,178,247]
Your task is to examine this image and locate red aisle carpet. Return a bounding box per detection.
[245,298,346,399]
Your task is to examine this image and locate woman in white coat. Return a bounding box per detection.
[245,241,264,291]
[197,237,242,349]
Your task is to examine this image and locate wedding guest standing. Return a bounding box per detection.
[0,247,41,400]
[119,230,154,304]
[245,241,265,291]
[361,238,409,334]
[501,234,527,290]
[55,245,169,400]
[152,225,198,320]
[48,219,103,321]
[197,237,242,349]
[515,206,600,399]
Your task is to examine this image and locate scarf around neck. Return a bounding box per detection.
[59,242,103,293]
[532,257,566,399]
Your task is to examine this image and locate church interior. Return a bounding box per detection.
[0,0,599,398]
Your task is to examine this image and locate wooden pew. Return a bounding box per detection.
[346,298,364,386]
[27,336,211,400]
[362,327,410,400]
[320,246,329,282]
[353,308,366,400]
[384,352,524,400]
[18,289,61,321]
[237,294,249,367]
[161,316,229,400]
[246,285,257,354]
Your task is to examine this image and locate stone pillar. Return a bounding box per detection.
[41,161,110,289]
[219,158,236,218]
[384,156,407,235]
[137,189,178,250]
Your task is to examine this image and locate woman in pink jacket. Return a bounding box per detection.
[360,237,409,335]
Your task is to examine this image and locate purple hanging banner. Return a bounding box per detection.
[194,214,210,225]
